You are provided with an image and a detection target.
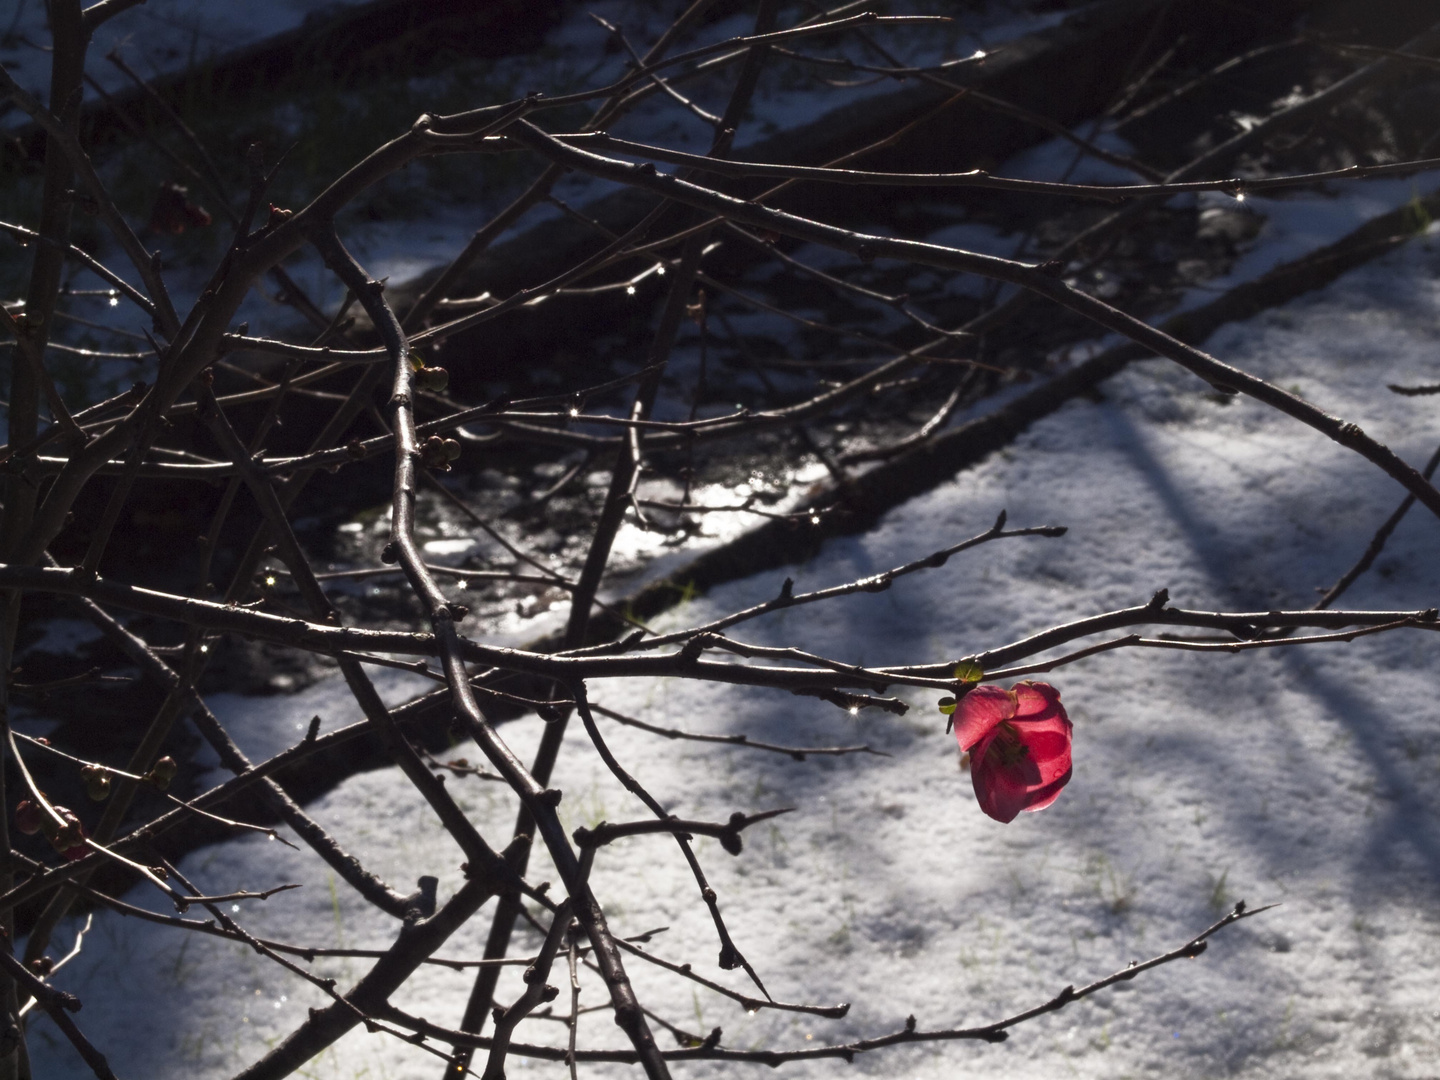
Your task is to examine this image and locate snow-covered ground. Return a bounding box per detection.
[24,208,1440,1078]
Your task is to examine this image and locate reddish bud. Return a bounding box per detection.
[14,800,43,836]
[47,807,88,860]
[420,435,451,470]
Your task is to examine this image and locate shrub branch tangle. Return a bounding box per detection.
[1,2,1439,1077]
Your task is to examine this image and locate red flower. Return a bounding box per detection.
[954,682,1073,823]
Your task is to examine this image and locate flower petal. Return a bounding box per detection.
[1013,681,1064,721]
[1011,681,1072,785]
[1018,728,1072,786]
[970,738,1040,824]
[953,686,1016,751]
[1020,763,1073,814]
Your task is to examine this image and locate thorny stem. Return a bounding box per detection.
[309,223,671,1080]
[572,682,768,987]
[375,902,1269,1064]
[0,4,92,1072]
[507,121,1440,523]
[450,4,784,1073]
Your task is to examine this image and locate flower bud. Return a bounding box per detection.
[415,366,449,393]
[47,807,87,860]
[420,435,451,470]
[148,756,178,791]
[442,438,462,462]
[57,837,88,861]
[83,768,112,802]
[14,800,42,836]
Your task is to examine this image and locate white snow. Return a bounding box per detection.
[24,211,1440,1080]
